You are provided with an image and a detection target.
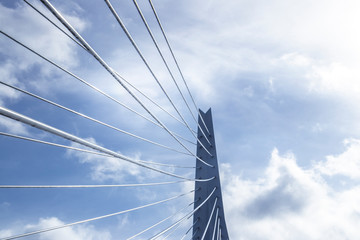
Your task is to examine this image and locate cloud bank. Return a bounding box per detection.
[222,140,360,239]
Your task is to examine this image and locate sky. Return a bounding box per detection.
[1,0,360,239]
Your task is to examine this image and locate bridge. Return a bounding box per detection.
[0,0,230,239]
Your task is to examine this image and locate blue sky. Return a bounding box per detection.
[1,0,360,239]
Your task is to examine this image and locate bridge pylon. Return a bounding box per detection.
[193,109,229,239]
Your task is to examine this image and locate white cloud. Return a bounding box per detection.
[2,1,360,239]
[66,138,167,183]
[308,62,360,100]
[279,52,311,67]
[316,139,360,179]
[159,0,360,112]
[0,62,23,105]
[221,147,360,240]
[0,115,29,136]
[66,139,140,182]
[0,217,111,240]
[0,1,88,101]
[0,2,84,68]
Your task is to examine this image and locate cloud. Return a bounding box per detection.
[66,138,168,183]
[0,1,85,68]
[0,1,88,101]
[0,61,23,105]
[308,62,360,102]
[0,115,29,136]
[221,147,360,240]
[0,217,111,240]
[66,138,141,182]
[316,139,360,180]
[155,0,360,113]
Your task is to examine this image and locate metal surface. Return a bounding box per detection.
[193,109,229,239]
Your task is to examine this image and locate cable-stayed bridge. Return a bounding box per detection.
[0,0,229,239]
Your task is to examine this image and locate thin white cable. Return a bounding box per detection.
[0,131,195,169]
[8,3,203,150]
[192,229,199,239]
[0,190,195,240]
[113,71,184,129]
[22,0,86,50]
[211,208,219,240]
[149,187,216,240]
[160,219,182,240]
[131,0,212,147]
[40,0,213,166]
[0,30,196,146]
[105,0,214,157]
[179,219,198,240]
[180,220,197,240]
[126,201,195,240]
[0,181,189,188]
[201,197,218,240]
[0,107,214,180]
[118,69,213,157]
[217,217,221,240]
[105,0,193,130]
[148,0,211,135]
[104,0,213,157]
[0,81,190,156]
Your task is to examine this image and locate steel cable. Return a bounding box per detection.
[126,200,196,240]
[0,80,191,156]
[104,0,213,157]
[211,208,220,240]
[0,30,196,146]
[148,0,212,135]
[149,187,216,240]
[40,0,214,166]
[0,190,195,240]
[0,131,195,169]
[0,181,189,189]
[201,198,218,240]
[131,0,212,147]
[0,107,215,180]
[22,0,86,50]
[179,218,198,240]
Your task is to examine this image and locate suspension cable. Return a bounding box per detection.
[180,218,198,240]
[19,1,197,147]
[149,187,216,240]
[216,218,220,240]
[22,0,86,50]
[211,208,219,240]
[0,30,196,146]
[201,198,218,240]
[104,0,213,157]
[0,107,214,179]
[126,200,195,240]
[0,190,195,240]
[40,0,213,165]
[160,219,183,240]
[219,225,222,240]
[105,0,190,129]
[22,0,190,134]
[0,81,190,156]
[131,0,213,147]
[0,180,190,188]
[148,0,211,135]
[217,217,221,240]
[114,71,184,129]
[192,229,200,240]
[0,131,195,169]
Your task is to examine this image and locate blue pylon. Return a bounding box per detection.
[193,109,229,239]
